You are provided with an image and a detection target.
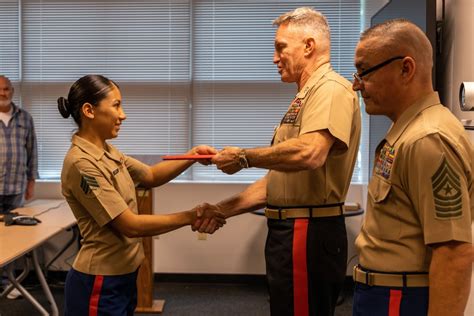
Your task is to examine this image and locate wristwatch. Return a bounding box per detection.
[238,149,249,168]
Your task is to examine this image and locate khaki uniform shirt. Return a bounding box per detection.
[267,63,361,207]
[356,92,473,272]
[61,135,149,275]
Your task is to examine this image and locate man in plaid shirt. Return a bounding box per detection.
[0,75,38,214]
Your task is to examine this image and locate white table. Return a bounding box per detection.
[0,199,76,316]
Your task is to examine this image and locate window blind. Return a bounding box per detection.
[21,0,191,178]
[0,0,19,81]
[22,0,190,81]
[0,0,369,183]
[192,0,367,182]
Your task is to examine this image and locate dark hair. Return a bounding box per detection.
[57,75,119,127]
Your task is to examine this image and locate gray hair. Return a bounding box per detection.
[273,7,330,41]
[0,75,13,87]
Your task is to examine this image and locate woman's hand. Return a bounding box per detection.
[188,145,218,165]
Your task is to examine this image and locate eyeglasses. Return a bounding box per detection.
[352,56,405,83]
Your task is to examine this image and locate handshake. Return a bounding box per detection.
[190,203,226,234]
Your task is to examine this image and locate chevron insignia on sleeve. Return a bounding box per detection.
[431,157,463,219]
[80,174,99,195]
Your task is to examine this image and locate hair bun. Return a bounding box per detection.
[57,97,70,118]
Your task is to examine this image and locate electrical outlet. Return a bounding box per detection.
[197,232,207,240]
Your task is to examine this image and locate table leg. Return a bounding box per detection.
[4,261,49,315]
[32,249,59,316]
[1,256,30,297]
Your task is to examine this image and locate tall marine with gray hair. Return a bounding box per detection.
[195,6,361,316]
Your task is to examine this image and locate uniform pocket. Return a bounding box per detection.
[368,175,391,203]
[366,176,401,240]
[273,124,300,144]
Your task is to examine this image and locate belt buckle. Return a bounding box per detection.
[359,267,375,286]
[355,265,375,286]
[279,209,287,220]
[366,272,375,286]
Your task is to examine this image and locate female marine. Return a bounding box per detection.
[58,75,224,315]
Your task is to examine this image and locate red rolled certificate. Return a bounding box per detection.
[162,154,215,160]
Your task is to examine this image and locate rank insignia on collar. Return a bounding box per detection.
[431,157,462,219]
[374,143,395,179]
[282,98,302,124]
[80,174,100,196]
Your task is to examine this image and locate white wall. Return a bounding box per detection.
[439,0,474,313]
[35,181,366,276]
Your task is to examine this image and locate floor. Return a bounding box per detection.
[0,273,354,315]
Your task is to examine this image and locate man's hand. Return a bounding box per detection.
[25,179,35,200]
[190,145,218,166]
[192,203,226,234]
[211,147,243,174]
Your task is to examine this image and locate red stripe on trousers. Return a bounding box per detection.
[89,275,104,316]
[293,219,309,316]
[388,289,402,316]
